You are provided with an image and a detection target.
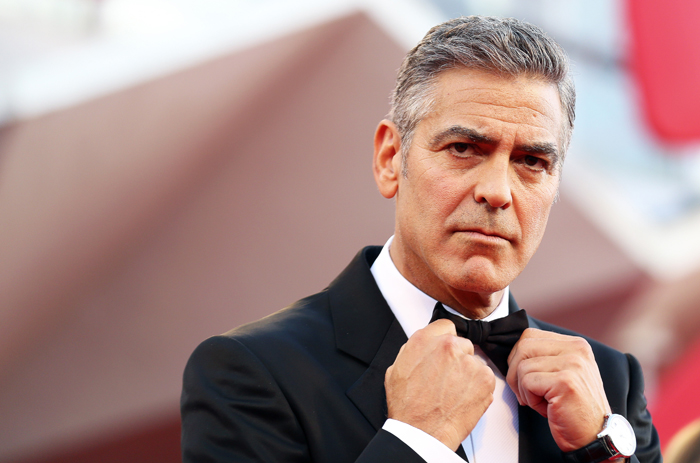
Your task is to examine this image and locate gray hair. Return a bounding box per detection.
[389,16,576,169]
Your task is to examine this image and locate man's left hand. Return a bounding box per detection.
[506,328,611,452]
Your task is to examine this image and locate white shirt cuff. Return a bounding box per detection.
[382,419,465,463]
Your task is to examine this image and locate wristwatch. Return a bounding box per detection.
[562,413,637,463]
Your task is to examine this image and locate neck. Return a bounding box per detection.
[437,289,505,320]
[388,242,505,320]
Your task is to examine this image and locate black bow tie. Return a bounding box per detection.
[430,302,529,376]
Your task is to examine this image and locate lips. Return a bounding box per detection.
[458,228,511,242]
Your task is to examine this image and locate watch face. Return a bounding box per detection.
[607,414,637,457]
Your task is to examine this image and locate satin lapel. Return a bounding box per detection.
[326,247,407,430]
[330,247,396,365]
[518,404,561,463]
[517,314,563,463]
[508,291,523,314]
[346,318,407,430]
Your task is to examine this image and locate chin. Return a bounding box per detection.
[444,260,514,294]
[456,279,508,295]
[440,270,508,294]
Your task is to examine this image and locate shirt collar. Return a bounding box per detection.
[370,235,510,339]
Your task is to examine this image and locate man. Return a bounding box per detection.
[181,16,661,463]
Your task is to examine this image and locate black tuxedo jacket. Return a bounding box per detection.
[181,247,661,463]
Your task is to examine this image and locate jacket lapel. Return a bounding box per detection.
[344,318,471,461]
[327,247,406,431]
[518,403,561,463]
[346,318,407,430]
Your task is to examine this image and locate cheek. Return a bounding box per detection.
[414,172,464,219]
[518,179,558,254]
[517,193,555,254]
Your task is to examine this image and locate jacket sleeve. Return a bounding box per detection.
[181,335,426,463]
[625,353,662,463]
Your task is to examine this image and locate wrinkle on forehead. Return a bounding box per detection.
[441,95,560,126]
[417,71,564,153]
[432,70,563,128]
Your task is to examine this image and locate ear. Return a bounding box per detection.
[373,119,402,199]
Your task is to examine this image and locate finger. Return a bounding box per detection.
[509,333,566,363]
[452,335,475,356]
[508,355,561,402]
[517,370,559,417]
[416,320,475,354]
[430,332,475,358]
[506,365,520,404]
[520,355,609,396]
[508,347,594,402]
[519,327,563,341]
[404,320,457,353]
[517,367,599,415]
[508,328,566,361]
[508,333,593,373]
[423,318,458,336]
[515,355,572,375]
[385,364,394,382]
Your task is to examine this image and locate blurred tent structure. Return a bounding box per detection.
[1,0,700,461]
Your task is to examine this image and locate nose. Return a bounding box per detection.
[473,157,512,209]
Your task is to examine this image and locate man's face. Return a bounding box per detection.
[374,67,563,312]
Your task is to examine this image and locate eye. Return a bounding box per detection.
[453,143,470,153]
[448,142,476,156]
[523,155,547,170]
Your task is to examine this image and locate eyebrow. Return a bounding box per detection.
[516,141,560,162]
[428,126,494,148]
[429,125,561,166]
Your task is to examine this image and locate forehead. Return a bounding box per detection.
[420,68,564,146]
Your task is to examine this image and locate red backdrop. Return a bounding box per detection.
[628,0,700,142]
[651,337,700,448]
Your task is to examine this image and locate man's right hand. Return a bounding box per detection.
[384,319,496,451]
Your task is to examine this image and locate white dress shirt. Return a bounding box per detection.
[371,236,519,463]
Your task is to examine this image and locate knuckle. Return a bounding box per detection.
[485,369,496,389]
[475,362,496,383]
[460,354,475,370]
[505,366,517,383]
[567,353,586,370]
[395,344,406,358]
[519,370,534,388]
[411,330,428,344]
[437,318,456,330]
[438,335,461,357]
[516,359,529,378]
[572,336,593,355]
[458,337,475,353]
[518,336,534,351]
[558,370,578,391]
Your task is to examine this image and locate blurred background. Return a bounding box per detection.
[1,0,700,461]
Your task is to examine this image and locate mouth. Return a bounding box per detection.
[457,228,511,243]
